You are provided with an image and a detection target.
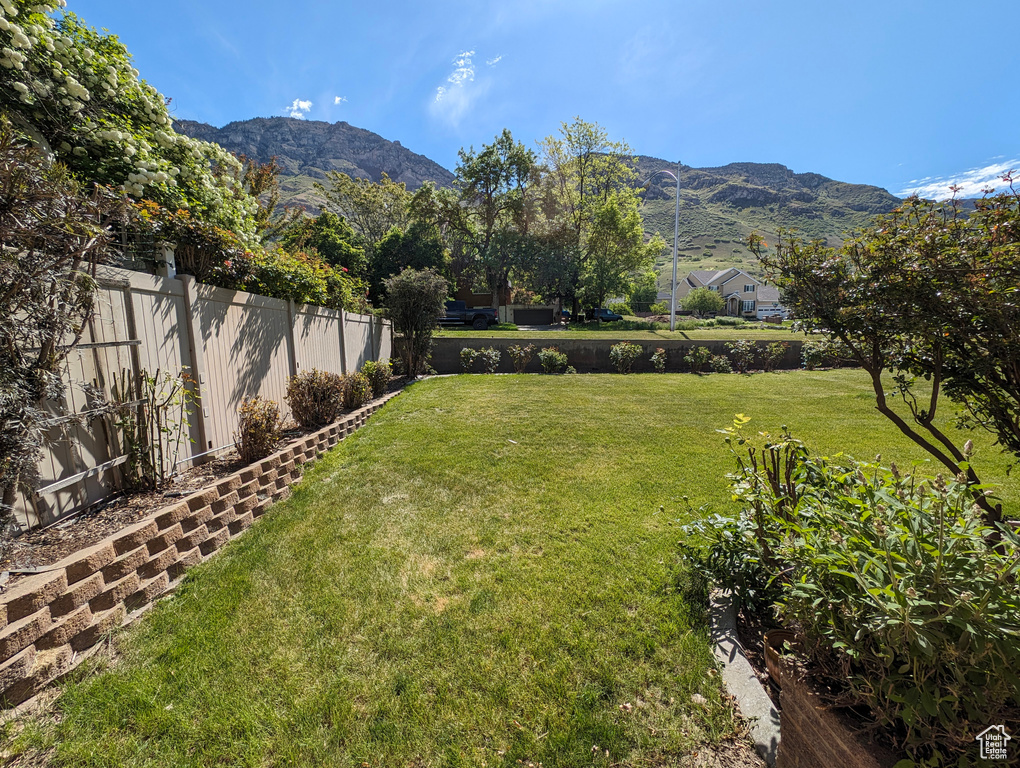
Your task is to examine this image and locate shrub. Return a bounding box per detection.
[649,301,670,314]
[538,347,568,374]
[609,341,642,374]
[684,346,712,373]
[460,347,478,373]
[682,286,725,316]
[761,341,789,372]
[384,267,448,378]
[286,369,344,429]
[607,302,633,316]
[650,348,667,373]
[687,420,1020,765]
[477,347,501,374]
[360,360,391,398]
[801,337,854,370]
[235,396,282,465]
[709,354,733,373]
[725,339,756,373]
[565,365,578,374]
[508,344,537,373]
[340,372,372,410]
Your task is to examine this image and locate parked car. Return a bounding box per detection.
[590,307,623,322]
[439,300,499,330]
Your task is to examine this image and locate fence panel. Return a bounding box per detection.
[343,313,374,373]
[294,304,345,375]
[14,265,390,531]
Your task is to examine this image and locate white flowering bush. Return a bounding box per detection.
[0,0,258,243]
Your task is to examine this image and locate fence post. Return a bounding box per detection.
[286,300,300,376]
[180,275,213,456]
[338,308,348,374]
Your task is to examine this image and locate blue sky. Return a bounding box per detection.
[75,0,1018,198]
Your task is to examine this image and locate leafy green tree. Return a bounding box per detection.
[537,118,644,313]
[628,271,659,312]
[314,171,411,254]
[579,194,662,315]
[682,286,725,316]
[0,1,260,243]
[384,268,448,378]
[453,129,537,309]
[371,222,447,302]
[750,182,1020,526]
[280,211,367,276]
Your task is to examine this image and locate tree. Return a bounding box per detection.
[453,129,537,310]
[371,222,447,302]
[749,181,1020,527]
[629,271,659,312]
[537,118,641,313]
[0,2,260,243]
[0,121,125,528]
[578,193,662,314]
[314,171,411,253]
[681,286,725,316]
[280,211,367,276]
[384,268,449,378]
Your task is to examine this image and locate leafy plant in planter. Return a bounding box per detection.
[686,417,1020,766]
[609,341,642,373]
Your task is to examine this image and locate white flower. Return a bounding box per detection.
[12,81,27,93]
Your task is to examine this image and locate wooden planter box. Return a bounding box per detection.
[776,663,902,768]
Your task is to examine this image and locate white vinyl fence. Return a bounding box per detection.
[16,265,392,530]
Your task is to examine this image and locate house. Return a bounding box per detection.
[668,268,787,319]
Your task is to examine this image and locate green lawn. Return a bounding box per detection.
[14,372,1016,767]
[436,327,798,341]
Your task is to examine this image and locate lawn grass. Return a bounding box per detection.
[13,372,1016,767]
[435,327,798,341]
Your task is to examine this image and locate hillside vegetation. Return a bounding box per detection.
[175,118,903,283]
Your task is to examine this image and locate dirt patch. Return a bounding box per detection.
[686,740,767,767]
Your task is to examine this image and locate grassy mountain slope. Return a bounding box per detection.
[175,117,902,282]
[633,156,902,281]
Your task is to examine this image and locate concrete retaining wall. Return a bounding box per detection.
[0,391,399,708]
[432,337,806,374]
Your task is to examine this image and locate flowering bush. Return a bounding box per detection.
[286,369,343,429]
[0,1,259,242]
[538,347,567,374]
[683,346,712,373]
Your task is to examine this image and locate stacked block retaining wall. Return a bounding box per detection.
[0,392,398,708]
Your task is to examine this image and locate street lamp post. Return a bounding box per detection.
[640,162,682,332]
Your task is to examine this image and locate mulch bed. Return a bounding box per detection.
[0,380,411,589]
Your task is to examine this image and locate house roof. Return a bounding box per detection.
[757,285,780,302]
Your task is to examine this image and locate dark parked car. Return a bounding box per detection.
[590,307,623,322]
[439,300,499,330]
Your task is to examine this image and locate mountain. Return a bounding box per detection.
[175,117,903,281]
[174,117,455,210]
[633,157,902,280]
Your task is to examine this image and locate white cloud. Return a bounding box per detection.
[486,55,502,66]
[334,96,347,105]
[431,50,484,127]
[899,160,1019,200]
[284,98,313,119]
